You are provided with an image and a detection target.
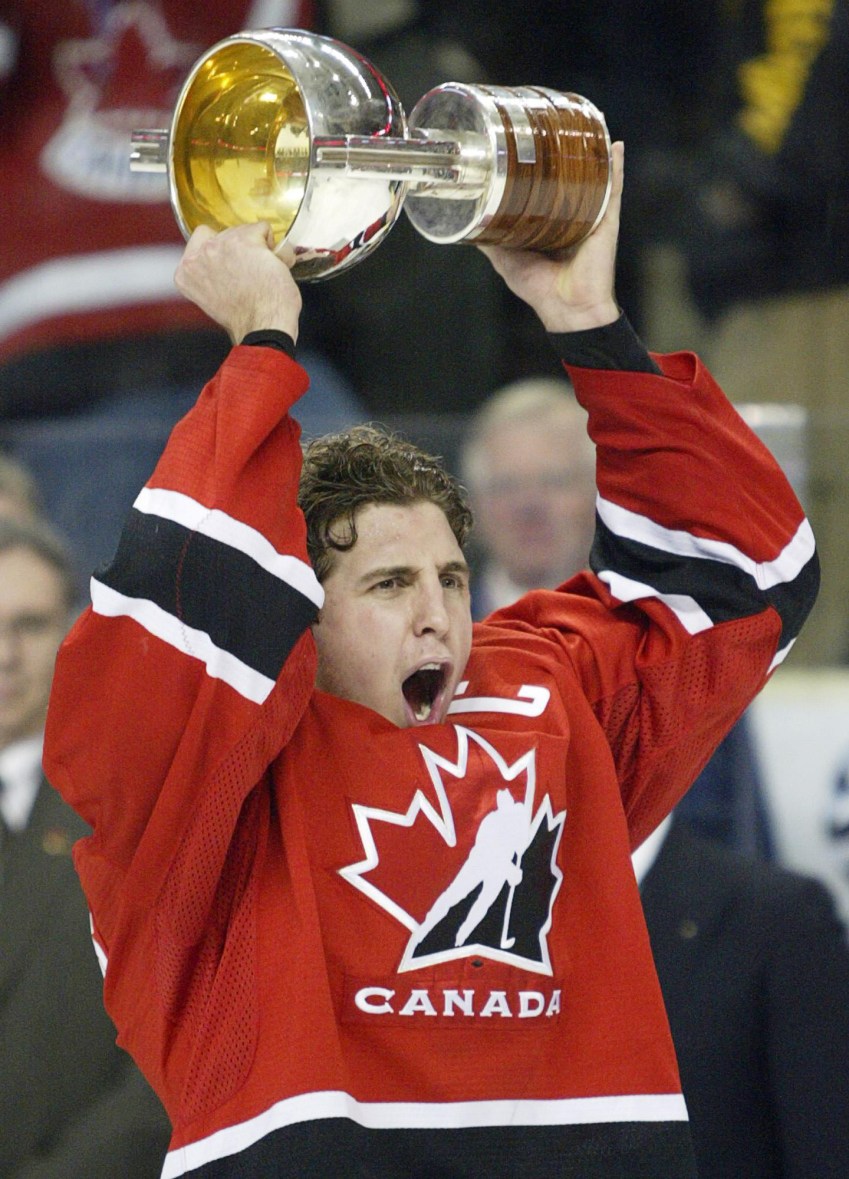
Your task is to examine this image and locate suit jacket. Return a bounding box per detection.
[641,818,849,1179]
[0,776,171,1178]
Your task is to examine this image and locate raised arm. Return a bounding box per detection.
[478,140,818,846]
[43,224,322,1099]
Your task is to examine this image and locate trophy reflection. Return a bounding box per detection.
[131,28,612,282]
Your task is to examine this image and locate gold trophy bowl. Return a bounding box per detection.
[131,28,612,282]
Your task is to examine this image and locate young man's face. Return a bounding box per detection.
[0,547,69,747]
[312,500,473,728]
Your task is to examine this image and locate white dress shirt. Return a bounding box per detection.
[0,733,44,832]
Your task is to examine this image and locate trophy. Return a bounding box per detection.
[131,28,612,282]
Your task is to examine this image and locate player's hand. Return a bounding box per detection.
[174,223,303,345]
[479,140,624,333]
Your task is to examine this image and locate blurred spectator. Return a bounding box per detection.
[0,451,42,521]
[0,516,171,1176]
[461,373,773,856]
[460,376,596,618]
[636,813,849,1179]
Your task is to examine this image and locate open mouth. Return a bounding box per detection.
[402,662,448,724]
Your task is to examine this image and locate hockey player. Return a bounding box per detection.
[43,143,818,1177]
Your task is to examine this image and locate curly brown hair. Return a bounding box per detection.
[298,425,473,582]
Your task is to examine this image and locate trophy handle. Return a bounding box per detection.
[312,135,490,193]
[130,130,168,173]
[131,129,491,189]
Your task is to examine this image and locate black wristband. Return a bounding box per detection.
[549,314,660,374]
[241,329,297,359]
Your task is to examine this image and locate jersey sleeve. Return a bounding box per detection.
[504,348,818,848]
[42,344,322,1093]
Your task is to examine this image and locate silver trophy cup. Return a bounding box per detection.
[131,28,612,282]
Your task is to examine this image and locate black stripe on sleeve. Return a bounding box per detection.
[590,514,819,647]
[98,509,319,680]
[591,516,763,624]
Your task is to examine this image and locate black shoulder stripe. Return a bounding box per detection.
[590,514,819,647]
[98,508,319,680]
[591,518,764,622]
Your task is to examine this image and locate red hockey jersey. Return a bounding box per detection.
[43,342,818,1177]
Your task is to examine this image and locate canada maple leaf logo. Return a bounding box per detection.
[42,3,199,201]
[339,726,566,976]
[53,3,198,122]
